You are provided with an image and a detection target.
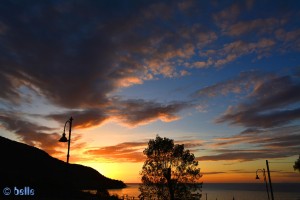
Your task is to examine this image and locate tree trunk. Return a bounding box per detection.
[164,168,174,200]
[168,181,174,200]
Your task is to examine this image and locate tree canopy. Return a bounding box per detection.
[139,135,202,200]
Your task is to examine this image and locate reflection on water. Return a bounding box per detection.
[107,183,300,200]
[108,184,140,199]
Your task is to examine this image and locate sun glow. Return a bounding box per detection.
[77,162,144,183]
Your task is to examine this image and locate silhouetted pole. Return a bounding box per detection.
[266,160,274,200]
[58,117,73,198]
[59,117,73,164]
[66,117,73,163]
[263,169,270,200]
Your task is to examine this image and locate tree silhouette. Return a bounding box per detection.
[294,155,300,172]
[139,135,202,200]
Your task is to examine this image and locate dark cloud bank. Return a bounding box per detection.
[1,0,197,152]
[0,0,300,162]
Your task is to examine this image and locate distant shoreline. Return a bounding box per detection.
[108,183,300,200]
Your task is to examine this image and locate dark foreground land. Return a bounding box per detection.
[0,136,126,200]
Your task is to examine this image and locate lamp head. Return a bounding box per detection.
[59,132,68,142]
[255,174,260,180]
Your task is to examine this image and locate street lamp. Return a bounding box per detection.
[255,160,274,200]
[255,168,270,200]
[59,117,73,164]
[266,160,274,200]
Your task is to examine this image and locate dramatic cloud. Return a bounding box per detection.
[216,75,300,128]
[0,0,203,138]
[1,0,300,166]
[0,0,298,114]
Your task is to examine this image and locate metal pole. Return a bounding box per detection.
[66,117,73,164]
[266,160,274,200]
[263,169,270,200]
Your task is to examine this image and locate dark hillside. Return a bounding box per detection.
[0,136,125,199]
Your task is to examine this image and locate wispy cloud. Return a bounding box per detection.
[193,71,273,98]
[46,99,191,128]
[47,109,109,129]
[199,38,276,67]
[202,171,226,175]
[84,139,204,163]
[111,99,191,127]
[193,70,300,162]
[216,75,300,128]
[198,147,300,162]
[275,28,300,51]
[199,126,300,161]
[0,111,65,155]
[225,18,284,36]
[0,110,86,157]
[85,142,147,162]
[213,3,241,31]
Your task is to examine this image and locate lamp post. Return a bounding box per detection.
[59,117,73,164]
[266,160,274,200]
[255,168,270,200]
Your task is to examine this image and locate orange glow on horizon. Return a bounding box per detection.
[74,160,300,184]
[51,126,300,184]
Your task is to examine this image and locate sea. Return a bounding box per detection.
[108,183,300,200]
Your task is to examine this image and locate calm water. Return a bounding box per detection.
[108,183,300,200]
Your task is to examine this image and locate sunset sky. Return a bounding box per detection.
[1,0,300,183]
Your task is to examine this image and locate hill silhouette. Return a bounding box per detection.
[0,136,125,199]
